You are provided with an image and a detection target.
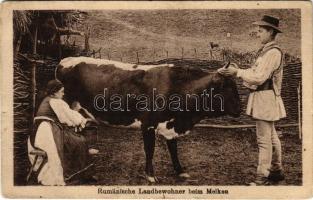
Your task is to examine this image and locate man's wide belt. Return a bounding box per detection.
[250,79,273,92]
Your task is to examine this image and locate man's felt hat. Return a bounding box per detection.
[253,15,282,33]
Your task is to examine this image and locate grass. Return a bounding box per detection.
[89,125,302,185]
[71,9,301,63]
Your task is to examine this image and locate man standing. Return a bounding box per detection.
[218,15,286,185]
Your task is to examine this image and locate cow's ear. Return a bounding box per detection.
[210,72,225,88]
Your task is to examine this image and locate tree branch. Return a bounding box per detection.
[18,53,45,64]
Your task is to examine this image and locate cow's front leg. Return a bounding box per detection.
[166,139,190,179]
[142,128,156,182]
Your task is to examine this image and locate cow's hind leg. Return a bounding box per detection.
[142,128,156,182]
[166,139,190,179]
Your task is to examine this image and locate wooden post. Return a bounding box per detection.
[297,83,302,139]
[136,51,139,64]
[14,34,23,56]
[153,49,156,62]
[209,49,212,60]
[107,51,111,60]
[99,49,101,59]
[31,25,38,122]
[194,48,197,59]
[31,63,36,120]
[85,34,90,52]
[56,31,62,60]
[84,26,90,53]
[33,26,38,54]
[181,47,184,59]
[166,50,168,60]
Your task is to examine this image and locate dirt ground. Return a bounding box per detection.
[89,125,302,186]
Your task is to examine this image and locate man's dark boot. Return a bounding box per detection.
[268,169,285,182]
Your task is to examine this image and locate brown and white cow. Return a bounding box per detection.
[56,57,241,182]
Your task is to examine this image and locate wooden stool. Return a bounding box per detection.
[26,149,47,183]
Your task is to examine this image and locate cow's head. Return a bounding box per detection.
[207,73,241,117]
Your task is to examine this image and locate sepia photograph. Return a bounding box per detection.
[1,1,312,199]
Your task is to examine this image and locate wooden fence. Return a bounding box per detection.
[69,39,300,67]
[14,57,33,185]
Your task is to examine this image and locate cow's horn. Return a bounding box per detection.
[224,61,231,69]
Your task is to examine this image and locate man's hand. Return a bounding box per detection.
[218,63,239,76]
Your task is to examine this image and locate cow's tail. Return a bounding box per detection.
[54,65,61,81]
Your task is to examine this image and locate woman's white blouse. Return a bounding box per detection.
[49,98,87,127]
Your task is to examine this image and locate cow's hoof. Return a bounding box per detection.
[145,174,157,183]
[178,172,190,179]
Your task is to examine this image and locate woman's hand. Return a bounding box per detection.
[218,63,239,76]
[75,103,82,111]
[86,118,93,122]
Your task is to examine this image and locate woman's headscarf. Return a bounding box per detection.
[46,79,64,96]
